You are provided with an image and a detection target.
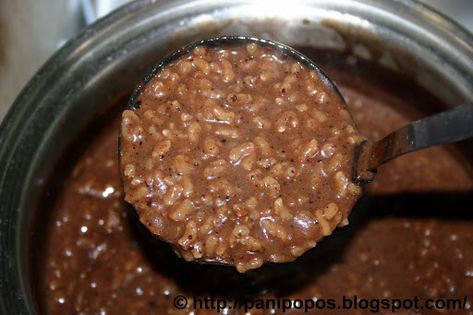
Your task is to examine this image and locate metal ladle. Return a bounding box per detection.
[124,36,473,267]
[352,102,473,184]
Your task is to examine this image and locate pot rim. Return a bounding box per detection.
[1,0,472,314]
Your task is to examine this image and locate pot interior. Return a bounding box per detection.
[1,1,472,313]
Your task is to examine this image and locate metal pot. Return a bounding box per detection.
[1,0,472,313]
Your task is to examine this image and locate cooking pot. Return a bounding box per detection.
[1,0,472,313]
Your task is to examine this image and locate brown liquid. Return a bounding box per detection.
[36,50,473,314]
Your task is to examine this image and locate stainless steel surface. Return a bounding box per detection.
[0,0,472,122]
[0,0,131,121]
[422,0,473,31]
[0,0,82,120]
[353,103,473,184]
[1,0,473,314]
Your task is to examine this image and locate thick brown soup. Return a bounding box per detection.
[37,50,473,315]
[120,43,363,272]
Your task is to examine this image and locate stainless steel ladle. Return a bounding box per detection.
[352,102,473,185]
[124,36,473,267]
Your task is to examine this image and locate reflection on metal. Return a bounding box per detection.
[0,0,471,122]
[0,0,131,121]
[81,0,132,25]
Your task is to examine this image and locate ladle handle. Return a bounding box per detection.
[353,102,473,185]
